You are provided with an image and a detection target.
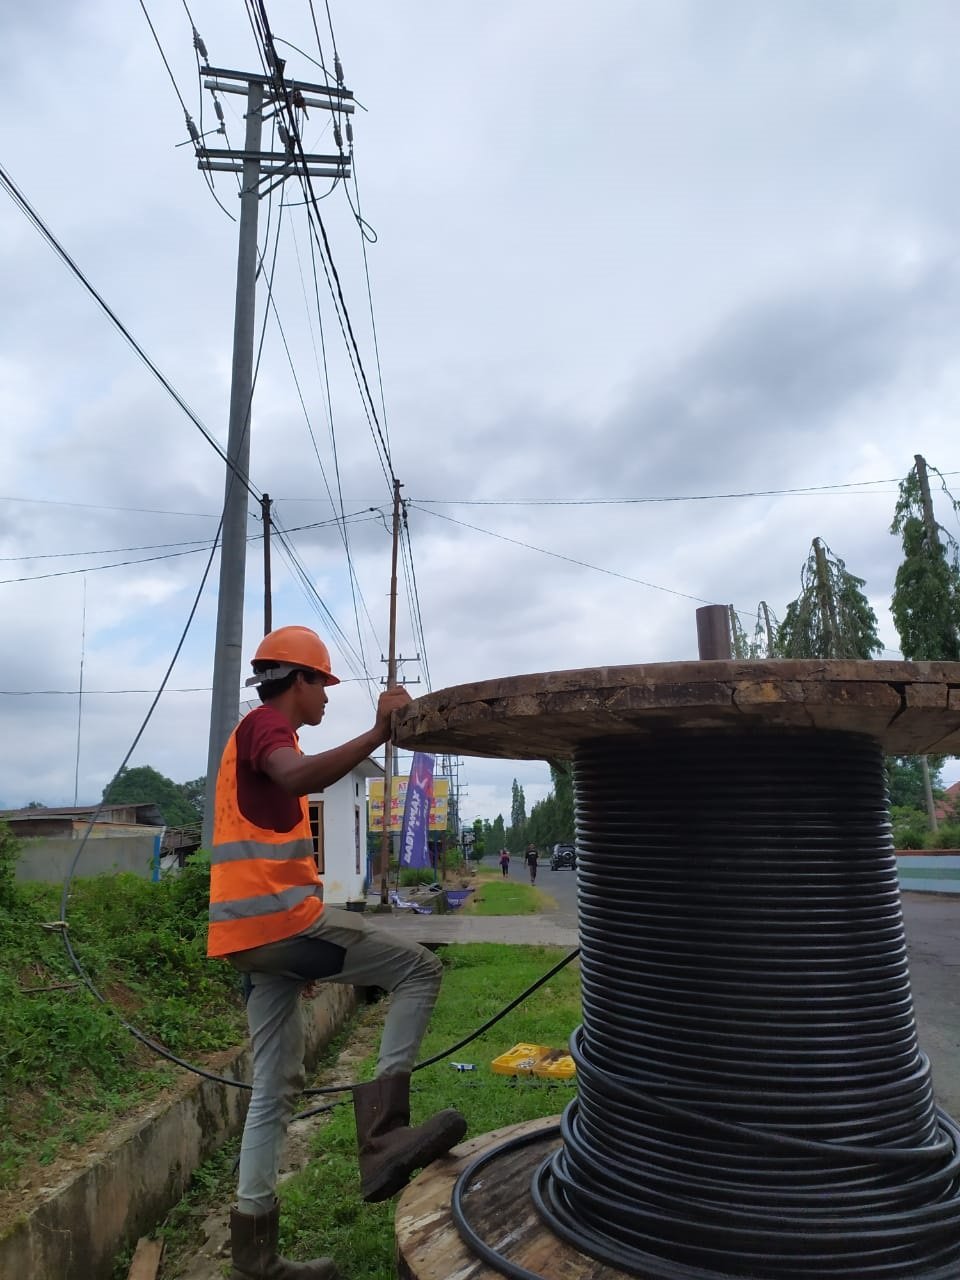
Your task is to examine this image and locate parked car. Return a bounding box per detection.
[550,844,577,870]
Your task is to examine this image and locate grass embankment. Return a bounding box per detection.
[0,854,246,1194]
[0,833,580,1276]
[158,942,581,1279]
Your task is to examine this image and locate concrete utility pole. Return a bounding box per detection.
[198,63,352,847]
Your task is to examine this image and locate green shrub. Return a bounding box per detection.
[398,868,437,887]
[890,806,928,850]
[0,822,21,911]
[0,861,244,1189]
[928,823,960,850]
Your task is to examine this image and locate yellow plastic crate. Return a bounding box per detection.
[532,1048,576,1081]
[490,1043,549,1076]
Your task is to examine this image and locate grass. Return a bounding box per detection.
[1,826,581,1276]
[464,878,542,915]
[0,849,246,1193]
[270,943,580,1277]
[148,942,580,1278]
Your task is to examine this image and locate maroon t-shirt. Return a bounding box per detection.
[235,705,304,833]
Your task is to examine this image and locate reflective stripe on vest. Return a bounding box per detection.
[207,716,323,957]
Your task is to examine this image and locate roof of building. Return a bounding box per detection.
[0,802,165,826]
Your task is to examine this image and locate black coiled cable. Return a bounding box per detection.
[455,730,960,1279]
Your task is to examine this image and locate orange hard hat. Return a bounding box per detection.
[251,626,340,685]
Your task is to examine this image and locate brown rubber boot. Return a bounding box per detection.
[353,1072,467,1203]
[229,1201,341,1279]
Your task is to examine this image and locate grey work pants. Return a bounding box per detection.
[227,906,443,1215]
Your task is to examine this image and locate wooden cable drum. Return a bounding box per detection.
[393,662,960,1280]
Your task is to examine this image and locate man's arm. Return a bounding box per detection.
[263,687,411,796]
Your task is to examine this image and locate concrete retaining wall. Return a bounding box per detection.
[897,852,960,895]
[14,836,163,883]
[0,984,357,1280]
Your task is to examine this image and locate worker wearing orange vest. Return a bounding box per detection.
[210,626,466,1280]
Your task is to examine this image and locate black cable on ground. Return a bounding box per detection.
[452,731,960,1279]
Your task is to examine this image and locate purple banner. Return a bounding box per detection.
[399,753,435,869]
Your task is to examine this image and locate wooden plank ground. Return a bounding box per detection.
[126,1237,164,1280]
[395,1117,639,1280]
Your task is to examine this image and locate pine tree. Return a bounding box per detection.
[890,455,960,662]
[507,779,527,852]
[729,603,779,659]
[776,538,882,659]
[889,455,960,831]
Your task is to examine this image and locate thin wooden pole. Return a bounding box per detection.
[261,492,272,635]
[379,478,402,903]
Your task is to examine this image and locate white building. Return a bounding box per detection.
[307,757,382,906]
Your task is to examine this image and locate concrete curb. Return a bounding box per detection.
[0,984,357,1280]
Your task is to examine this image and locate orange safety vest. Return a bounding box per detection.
[207,723,323,957]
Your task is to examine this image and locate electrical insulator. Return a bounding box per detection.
[346,120,353,145]
[334,55,344,84]
[193,30,208,61]
[214,100,225,124]
[185,113,201,145]
[278,124,290,147]
[333,124,342,149]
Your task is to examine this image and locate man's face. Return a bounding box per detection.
[298,670,331,726]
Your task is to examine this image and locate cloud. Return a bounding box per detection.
[2,0,960,815]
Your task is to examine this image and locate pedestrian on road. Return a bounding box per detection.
[208,625,466,1280]
[525,843,539,885]
[499,848,510,877]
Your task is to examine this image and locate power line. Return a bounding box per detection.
[0,494,219,517]
[0,537,213,562]
[269,471,960,508]
[247,0,394,493]
[407,476,960,507]
[0,545,213,585]
[0,163,260,500]
[269,518,377,698]
[0,511,381,582]
[406,503,724,608]
[399,505,432,691]
[284,213,382,671]
[0,687,212,696]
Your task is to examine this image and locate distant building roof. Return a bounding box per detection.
[935,781,960,822]
[0,802,165,827]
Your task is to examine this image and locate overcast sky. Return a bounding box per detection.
[1,0,959,826]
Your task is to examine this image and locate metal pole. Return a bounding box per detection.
[696,604,732,660]
[261,492,272,635]
[201,80,264,848]
[379,478,402,903]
